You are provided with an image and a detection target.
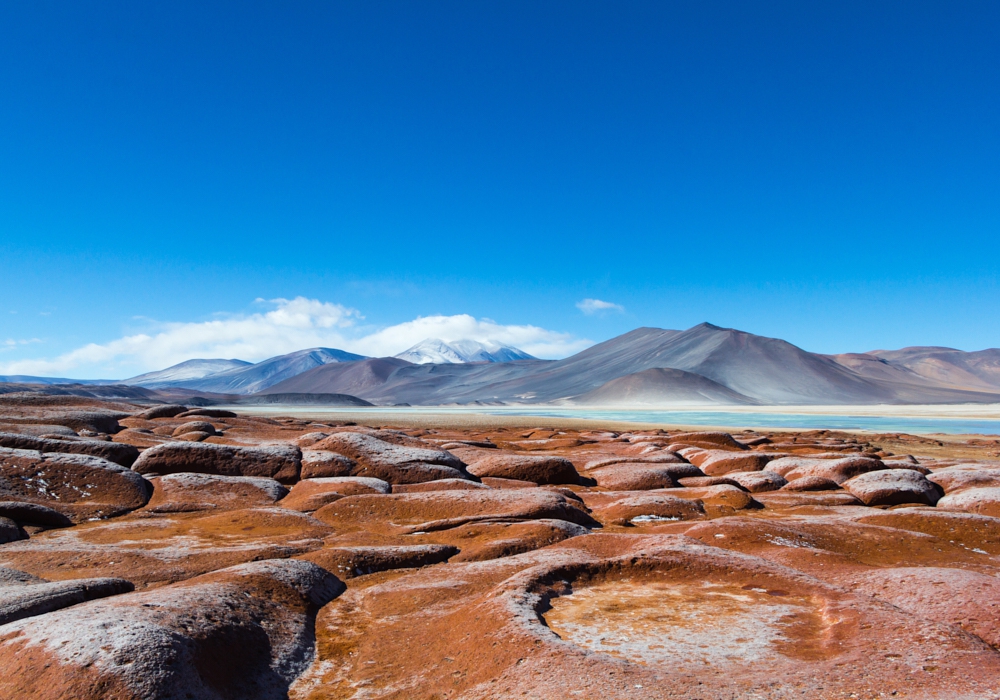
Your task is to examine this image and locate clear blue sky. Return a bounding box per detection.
[2,1,999,377]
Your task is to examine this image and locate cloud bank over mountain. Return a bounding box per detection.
[0,297,592,378]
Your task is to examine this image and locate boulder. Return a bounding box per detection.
[171,421,219,437]
[175,430,212,442]
[294,431,329,448]
[319,427,437,449]
[16,410,126,434]
[135,405,188,419]
[0,559,342,700]
[175,408,238,418]
[781,475,840,491]
[466,453,580,485]
[667,431,747,451]
[588,462,702,491]
[0,447,150,521]
[928,467,1000,494]
[753,491,862,508]
[0,501,72,528]
[694,484,758,512]
[300,544,458,578]
[591,494,705,525]
[768,456,885,484]
[727,470,787,493]
[144,473,289,513]
[313,490,600,534]
[300,450,357,479]
[131,442,302,483]
[0,571,133,626]
[0,424,77,437]
[676,476,743,489]
[281,477,391,512]
[0,432,139,468]
[843,469,942,507]
[937,487,1000,518]
[480,477,538,489]
[309,432,466,484]
[686,449,777,475]
[583,453,686,470]
[393,479,491,493]
[440,519,589,562]
[0,517,25,544]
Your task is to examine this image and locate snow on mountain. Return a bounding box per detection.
[125,359,253,388]
[394,339,536,365]
[159,347,368,394]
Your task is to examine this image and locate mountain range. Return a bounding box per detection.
[260,324,1000,406]
[10,325,1000,406]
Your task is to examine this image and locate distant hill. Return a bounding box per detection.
[148,348,367,395]
[395,338,536,364]
[0,375,116,386]
[233,393,373,407]
[126,359,252,388]
[867,347,1000,392]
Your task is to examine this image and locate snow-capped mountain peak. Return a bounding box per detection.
[395,339,536,365]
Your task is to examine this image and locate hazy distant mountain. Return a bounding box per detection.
[395,339,535,364]
[0,375,115,386]
[126,359,252,388]
[267,324,1000,406]
[867,347,1000,392]
[160,348,367,394]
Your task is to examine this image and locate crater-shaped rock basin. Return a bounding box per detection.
[543,578,827,666]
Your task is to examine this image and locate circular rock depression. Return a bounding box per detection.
[543,577,827,667]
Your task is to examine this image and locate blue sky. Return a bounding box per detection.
[2,1,998,378]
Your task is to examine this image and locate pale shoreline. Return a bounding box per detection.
[221,403,1000,437]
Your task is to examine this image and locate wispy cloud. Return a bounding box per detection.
[2,338,42,353]
[0,297,591,377]
[576,298,625,315]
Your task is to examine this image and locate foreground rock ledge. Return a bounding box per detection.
[0,559,343,700]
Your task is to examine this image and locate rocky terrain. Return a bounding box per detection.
[2,392,1000,697]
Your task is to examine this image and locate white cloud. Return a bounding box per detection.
[0,297,591,378]
[350,315,590,359]
[576,298,625,315]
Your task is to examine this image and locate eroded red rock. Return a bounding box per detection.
[843,469,942,506]
[2,397,1000,698]
[309,432,466,483]
[144,472,289,513]
[0,447,150,521]
[132,441,302,483]
[0,559,342,700]
[280,477,391,512]
[465,453,581,485]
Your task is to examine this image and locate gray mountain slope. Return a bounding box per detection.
[262,357,415,396]
[166,348,367,395]
[570,368,758,405]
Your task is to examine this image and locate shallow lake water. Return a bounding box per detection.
[227,405,1000,435]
